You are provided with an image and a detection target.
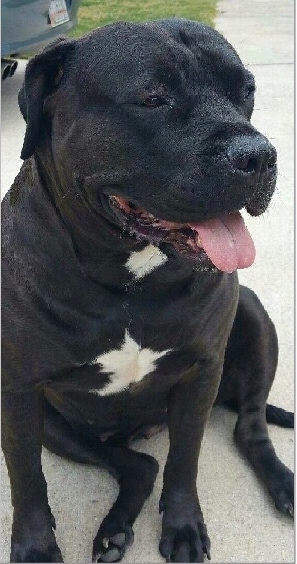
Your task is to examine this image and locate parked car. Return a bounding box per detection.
[1,0,81,78]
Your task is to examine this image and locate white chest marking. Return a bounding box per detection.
[125,244,167,279]
[92,330,171,396]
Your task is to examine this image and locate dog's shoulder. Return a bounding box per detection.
[2,159,81,300]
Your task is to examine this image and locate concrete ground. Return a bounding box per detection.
[1,0,294,562]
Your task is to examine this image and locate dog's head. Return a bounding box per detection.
[19,19,277,273]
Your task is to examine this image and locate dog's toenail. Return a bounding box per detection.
[102,538,109,549]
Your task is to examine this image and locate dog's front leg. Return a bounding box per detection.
[159,363,221,563]
[2,388,62,563]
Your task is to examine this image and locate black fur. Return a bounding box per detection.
[2,19,293,563]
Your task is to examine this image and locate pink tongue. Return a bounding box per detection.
[189,212,256,273]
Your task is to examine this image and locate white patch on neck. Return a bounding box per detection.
[92,330,171,396]
[125,244,167,279]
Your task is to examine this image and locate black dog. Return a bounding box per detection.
[2,18,293,563]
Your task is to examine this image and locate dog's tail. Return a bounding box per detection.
[222,399,294,428]
[266,404,294,428]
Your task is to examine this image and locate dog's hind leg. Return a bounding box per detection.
[43,401,159,562]
[219,285,294,516]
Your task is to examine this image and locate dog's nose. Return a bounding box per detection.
[227,136,277,176]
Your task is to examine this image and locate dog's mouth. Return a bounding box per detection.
[109,196,256,273]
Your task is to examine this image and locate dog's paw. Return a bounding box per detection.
[159,522,210,563]
[92,517,134,562]
[10,542,63,563]
[159,498,210,563]
[268,464,294,517]
[10,509,63,563]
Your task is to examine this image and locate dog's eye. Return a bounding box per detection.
[142,96,165,108]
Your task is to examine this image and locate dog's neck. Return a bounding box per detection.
[33,151,229,295]
[33,152,206,291]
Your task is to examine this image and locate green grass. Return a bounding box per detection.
[70,0,217,38]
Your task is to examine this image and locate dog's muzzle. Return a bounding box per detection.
[109,196,256,274]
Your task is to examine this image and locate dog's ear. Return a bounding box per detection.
[18,37,75,160]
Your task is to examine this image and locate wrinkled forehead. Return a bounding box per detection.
[72,20,245,96]
[75,23,188,92]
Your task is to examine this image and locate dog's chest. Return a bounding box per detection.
[91,330,171,396]
[86,245,170,395]
[125,244,167,279]
[61,246,204,397]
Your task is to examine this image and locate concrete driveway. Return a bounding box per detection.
[1,0,294,562]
